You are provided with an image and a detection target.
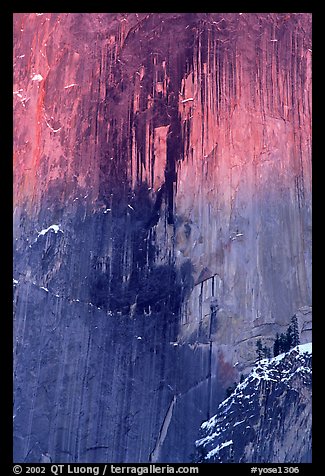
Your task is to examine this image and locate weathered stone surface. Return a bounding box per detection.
[13,13,311,463]
[196,344,312,463]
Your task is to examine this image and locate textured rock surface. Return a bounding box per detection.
[196,344,312,463]
[13,13,312,463]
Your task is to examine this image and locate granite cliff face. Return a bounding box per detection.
[196,343,312,463]
[13,13,312,463]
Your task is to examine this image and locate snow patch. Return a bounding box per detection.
[298,342,312,354]
[40,287,49,292]
[201,342,312,435]
[31,74,44,82]
[233,419,245,427]
[13,279,18,284]
[64,83,78,89]
[206,439,233,459]
[201,414,219,431]
[294,366,312,375]
[181,97,194,103]
[196,430,222,447]
[230,233,244,241]
[45,119,62,133]
[37,224,63,237]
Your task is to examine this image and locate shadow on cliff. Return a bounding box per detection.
[87,183,194,326]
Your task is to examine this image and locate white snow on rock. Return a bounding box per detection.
[40,287,49,292]
[230,232,244,241]
[235,343,312,391]
[37,224,63,237]
[233,419,246,427]
[13,279,18,284]
[181,97,194,103]
[31,74,44,82]
[201,414,221,432]
[45,119,62,133]
[297,342,312,354]
[200,342,312,433]
[206,439,233,459]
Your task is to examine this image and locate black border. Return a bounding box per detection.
[6,3,319,474]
